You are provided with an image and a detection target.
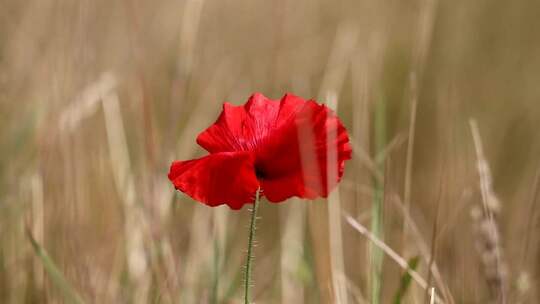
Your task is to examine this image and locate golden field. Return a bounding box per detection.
[1,0,539,303]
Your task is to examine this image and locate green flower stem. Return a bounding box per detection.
[244,187,261,304]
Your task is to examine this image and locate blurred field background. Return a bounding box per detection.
[1,0,540,303]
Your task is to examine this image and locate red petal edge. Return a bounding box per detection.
[168,152,259,209]
[196,93,280,153]
[257,97,352,202]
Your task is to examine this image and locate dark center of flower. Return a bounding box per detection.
[255,166,266,179]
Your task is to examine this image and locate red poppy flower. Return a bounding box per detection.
[168,93,352,209]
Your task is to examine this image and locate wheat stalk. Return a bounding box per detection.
[469,119,509,304]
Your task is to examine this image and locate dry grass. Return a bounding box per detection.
[1,0,540,303]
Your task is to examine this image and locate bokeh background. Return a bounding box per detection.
[1,0,540,303]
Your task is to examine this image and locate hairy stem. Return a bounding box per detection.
[244,188,261,304]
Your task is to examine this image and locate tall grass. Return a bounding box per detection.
[370,94,386,304]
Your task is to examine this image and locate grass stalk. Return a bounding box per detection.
[371,95,386,304]
[326,91,348,304]
[469,119,508,304]
[346,215,445,304]
[401,73,417,252]
[210,238,220,304]
[280,199,305,303]
[26,228,85,304]
[244,188,261,304]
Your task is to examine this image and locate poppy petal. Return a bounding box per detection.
[257,99,352,202]
[196,93,280,153]
[274,93,306,128]
[168,152,259,209]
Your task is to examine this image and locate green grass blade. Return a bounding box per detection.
[210,238,220,304]
[222,264,244,301]
[393,256,420,304]
[371,94,387,304]
[26,229,86,304]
